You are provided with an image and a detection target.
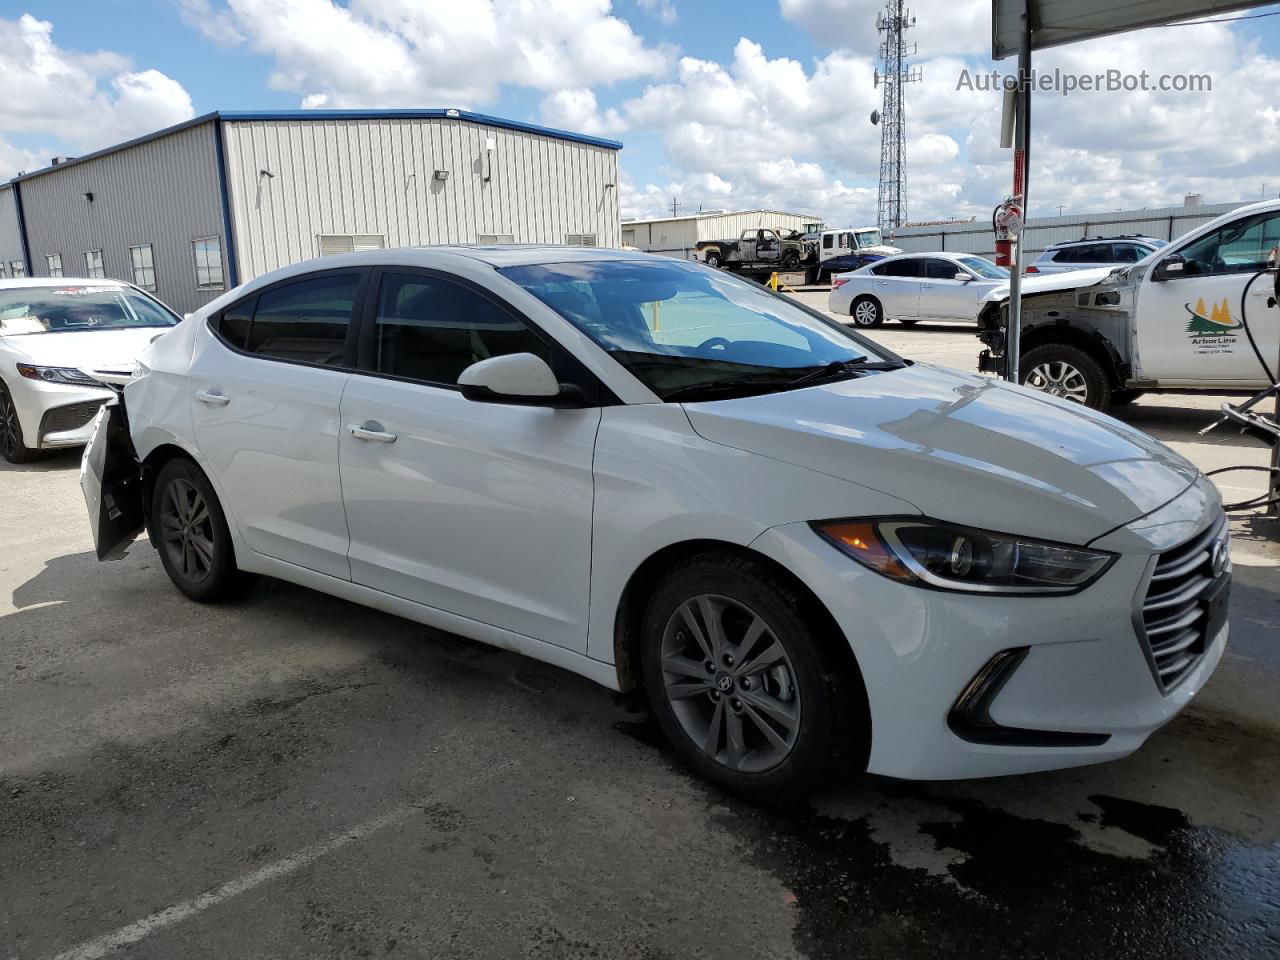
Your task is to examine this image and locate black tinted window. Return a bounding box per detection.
[1071,244,1112,263]
[373,273,549,386]
[222,274,358,365]
[925,259,961,279]
[882,259,921,278]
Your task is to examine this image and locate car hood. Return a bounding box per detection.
[982,266,1116,304]
[1,327,173,376]
[682,364,1201,545]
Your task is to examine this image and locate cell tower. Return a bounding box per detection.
[873,1,921,232]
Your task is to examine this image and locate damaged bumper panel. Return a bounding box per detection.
[79,397,146,561]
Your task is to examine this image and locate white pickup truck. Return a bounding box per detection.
[977,199,1280,410]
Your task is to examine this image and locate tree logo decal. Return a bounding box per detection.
[1185,297,1243,337]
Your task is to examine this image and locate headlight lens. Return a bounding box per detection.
[812,518,1115,594]
[15,364,101,386]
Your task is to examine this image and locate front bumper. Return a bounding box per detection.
[750,487,1227,780]
[8,375,115,448]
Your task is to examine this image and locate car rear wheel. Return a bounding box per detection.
[782,250,800,270]
[0,381,43,464]
[640,551,867,800]
[152,457,251,602]
[705,252,722,268]
[1020,344,1112,410]
[850,295,883,328]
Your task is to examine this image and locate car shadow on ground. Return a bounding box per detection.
[0,448,81,473]
[883,321,976,334]
[5,545,1279,958]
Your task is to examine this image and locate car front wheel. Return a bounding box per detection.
[0,381,43,464]
[640,551,867,800]
[1020,344,1112,410]
[152,457,251,602]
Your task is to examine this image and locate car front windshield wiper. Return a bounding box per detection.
[784,356,907,389]
[660,376,797,403]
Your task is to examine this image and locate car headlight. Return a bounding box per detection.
[812,518,1115,595]
[15,364,102,387]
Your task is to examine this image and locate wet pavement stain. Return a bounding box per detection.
[615,717,1280,960]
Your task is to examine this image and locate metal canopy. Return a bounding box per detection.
[992,0,1268,60]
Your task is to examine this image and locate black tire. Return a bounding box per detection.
[849,295,883,328]
[705,252,722,269]
[639,551,868,801]
[151,457,252,602]
[1110,389,1145,406]
[0,380,44,464]
[1019,343,1113,411]
[782,250,800,270]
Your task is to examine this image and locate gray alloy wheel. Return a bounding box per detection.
[158,477,217,584]
[1023,360,1090,404]
[705,252,722,268]
[0,383,40,464]
[851,296,882,327]
[659,594,802,774]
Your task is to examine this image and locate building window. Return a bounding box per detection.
[11,260,26,278]
[46,254,63,277]
[85,249,105,279]
[130,244,156,290]
[564,234,597,247]
[476,234,515,244]
[192,237,224,290]
[317,234,385,257]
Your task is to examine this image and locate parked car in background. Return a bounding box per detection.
[0,278,179,463]
[829,252,1009,327]
[1027,236,1168,275]
[84,246,1227,799]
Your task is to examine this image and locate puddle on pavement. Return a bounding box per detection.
[614,717,1280,960]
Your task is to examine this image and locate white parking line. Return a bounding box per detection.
[46,762,511,960]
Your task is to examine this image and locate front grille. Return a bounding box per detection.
[1138,514,1229,692]
[39,399,107,440]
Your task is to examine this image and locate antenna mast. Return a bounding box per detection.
[874,1,921,232]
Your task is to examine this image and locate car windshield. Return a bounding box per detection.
[0,286,178,335]
[501,259,897,401]
[958,257,1009,279]
[856,229,884,248]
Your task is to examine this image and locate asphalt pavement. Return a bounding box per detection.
[2,316,1277,960]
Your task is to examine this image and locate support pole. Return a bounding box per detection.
[1005,2,1032,383]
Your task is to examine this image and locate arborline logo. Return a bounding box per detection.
[1185,297,1242,337]
[956,67,1212,96]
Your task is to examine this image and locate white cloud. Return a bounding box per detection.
[200,0,672,108]
[539,88,627,136]
[0,14,194,177]
[779,0,990,59]
[637,0,677,25]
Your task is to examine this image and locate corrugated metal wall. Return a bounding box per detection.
[17,122,227,314]
[0,186,24,274]
[893,201,1247,258]
[623,210,817,260]
[222,118,621,279]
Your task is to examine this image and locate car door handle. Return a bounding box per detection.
[348,422,397,443]
[921,284,932,289]
[195,389,230,406]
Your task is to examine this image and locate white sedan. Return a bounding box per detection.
[0,279,179,463]
[83,246,1227,798]
[829,252,1009,327]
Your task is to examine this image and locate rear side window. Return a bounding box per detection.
[216,273,358,366]
[881,259,921,278]
[371,273,549,386]
[1112,244,1143,263]
[1070,243,1111,263]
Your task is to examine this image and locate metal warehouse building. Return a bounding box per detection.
[0,109,622,313]
[621,209,821,260]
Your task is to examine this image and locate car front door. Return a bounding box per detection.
[1135,210,1280,385]
[871,258,921,319]
[919,258,977,319]
[338,269,601,651]
[189,269,367,579]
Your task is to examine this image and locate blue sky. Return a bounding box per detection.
[4,1,1280,226]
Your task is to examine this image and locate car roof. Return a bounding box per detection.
[369,244,665,268]
[0,277,132,290]
[1045,236,1161,249]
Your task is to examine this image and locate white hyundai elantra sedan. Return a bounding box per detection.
[81,246,1229,798]
[0,278,179,463]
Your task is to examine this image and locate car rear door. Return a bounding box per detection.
[189,268,368,579]
[872,258,921,318]
[338,268,601,651]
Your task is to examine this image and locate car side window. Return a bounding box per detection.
[1049,247,1074,263]
[925,259,959,280]
[1112,244,1142,263]
[1072,243,1111,263]
[1177,212,1280,277]
[882,259,921,278]
[216,273,358,366]
[371,273,550,386]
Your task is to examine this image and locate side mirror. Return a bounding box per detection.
[1153,254,1185,281]
[458,353,583,407]
[953,271,972,282]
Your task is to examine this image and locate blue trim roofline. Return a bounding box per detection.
[7,108,621,185]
